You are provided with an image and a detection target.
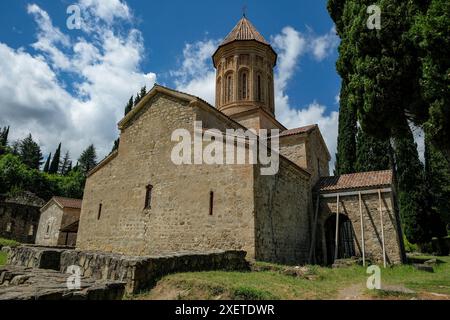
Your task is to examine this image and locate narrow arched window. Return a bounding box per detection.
[209,191,214,216]
[257,74,262,101]
[145,184,153,209]
[226,74,233,103]
[240,72,248,100]
[268,77,273,112]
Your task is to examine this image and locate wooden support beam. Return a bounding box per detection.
[359,191,366,266]
[334,194,340,261]
[379,189,387,268]
[308,194,320,264]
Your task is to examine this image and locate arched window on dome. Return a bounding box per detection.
[268,76,274,113]
[225,72,234,103]
[256,73,263,102]
[239,69,249,101]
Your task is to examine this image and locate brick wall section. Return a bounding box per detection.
[35,203,63,246]
[317,190,404,265]
[77,94,257,257]
[254,159,312,265]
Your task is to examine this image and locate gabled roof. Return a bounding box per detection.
[41,197,82,212]
[220,16,270,46]
[318,170,393,193]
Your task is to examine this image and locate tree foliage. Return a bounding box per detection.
[78,144,97,175]
[49,143,61,174]
[355,127,391,172]
[18,134,43,170]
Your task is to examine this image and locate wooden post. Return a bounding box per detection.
[309,195,320,264]
[379,189,387,268]
[334,194,340,261]
[359,192,366,266]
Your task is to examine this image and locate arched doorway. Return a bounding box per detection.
[325,214,356,265]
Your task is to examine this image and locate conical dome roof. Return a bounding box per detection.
[220,16,270,46]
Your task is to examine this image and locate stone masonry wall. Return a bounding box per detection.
[35,202,63,246]
[254,158,312,265]
[317,190,404,265]
[77,94,256,258]
[4,246,248,294]
[0,203,40,244]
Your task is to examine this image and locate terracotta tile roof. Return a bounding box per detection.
[220,16,270,46]
[279,125,317,137]
[53,197,82,209]
[318,170,393,192]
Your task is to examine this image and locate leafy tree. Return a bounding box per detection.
[49,143,61,174]
[124,96,133,116]
[0,126,9,155]
[78,144,97,175]
[335,82,357,175]
[355,127,391,172]
[133,86,147,106]
[411,0,450,162]
[392,121,432,244]
[43,153,51,173]
[59,151,72,175]
[425,133,450,230]
[18,134,43,170]
[111,138,120,153]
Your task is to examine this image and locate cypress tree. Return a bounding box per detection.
[425,133,450,232]
[18,134,43,170]
[0,126,9,155]
[392,121,432,245]
[43,153,51,173]
[111,138,120,153]
[78,144,97,175]
[60,151,71,175]
[124,96,133,116]
[49,143,61,174]
[355,127,391,172]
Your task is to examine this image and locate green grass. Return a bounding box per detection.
[131,256,450,300]
[0,251,7,266]
[0,238,20,248]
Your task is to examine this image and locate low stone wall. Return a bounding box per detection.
[0,265,125,300]
[5,246,249,294]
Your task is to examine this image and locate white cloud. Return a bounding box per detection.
[0,2,155,161]
[309,26,339,61]
[171,39,220,105]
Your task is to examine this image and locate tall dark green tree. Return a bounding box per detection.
[392,120,432,244]
[49,143,61,174]
[133,86,147,106]
[111,138,120,153]
[43,153,51,173]
[59,151,71,175]
[124,96,133,116]
[78,144,97,175]
[355,127,391,172]
[411,0,450,162]
[0,126,9,155]
[18,134,43,170]
[335,82,357,175]
[425,133,450,231]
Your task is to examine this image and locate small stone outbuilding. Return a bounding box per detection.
[0,191,45,243]
[313,170,406,266]
[35,197,82,247]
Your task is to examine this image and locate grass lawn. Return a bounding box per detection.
[131,256,450,300]
[0,251,7,266]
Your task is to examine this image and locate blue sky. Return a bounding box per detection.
[0,0,341,164]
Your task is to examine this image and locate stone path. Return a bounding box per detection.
[0,265,125,300]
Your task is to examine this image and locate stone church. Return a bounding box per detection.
[77,17,405,266]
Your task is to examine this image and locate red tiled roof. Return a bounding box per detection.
[279,125,317,137]
[318,170,393,192]
[53,197,82,209]
[220,16,269,47]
